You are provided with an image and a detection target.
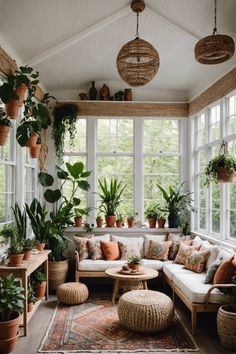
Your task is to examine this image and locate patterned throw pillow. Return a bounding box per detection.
[87,239,104,261]
[174,243,198,265]
[146,240,172,261]
[184,250,210,273]
[118,242,141,260]
[168,240,193,260]
[199,241,219,269]
[73,236,90,261]
[205,257,223,284]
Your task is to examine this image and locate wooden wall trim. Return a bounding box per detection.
[59,101,189,117]
[189,67,236,116]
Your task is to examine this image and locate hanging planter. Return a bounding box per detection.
[0,108,12,146]
[205,141,236,185]
[29,138,41,158]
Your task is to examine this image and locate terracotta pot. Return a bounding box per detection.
[49,259,69,291]
[217,167,235,183]
[96,218,103,228]
[105,215,116,227]
[127,218,135,228]
[23,250,32,261]
[128,264,140,272]
[116,220,123,228]
[0,126,10,146]
[148,218,156,228]
[26,133,38,147]
[157,218,166,228]
[27,303,34,313]
[15,84,27,107]
[0,312,20,341]
[29,144,41,158]
[9,254,24,267]
[36,243,45,252]
[5,100,20,119]
[74,216,83,227]
[34,281,46,299]
[0,332,19,354]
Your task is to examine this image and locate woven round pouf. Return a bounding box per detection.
[117,290,174,333]
[57,282,89,305]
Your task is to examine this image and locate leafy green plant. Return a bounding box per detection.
[74,207,92,218]
[126,210,138,220]
[116,212,124,222]
[98,178,126,216]
[127,256,144,266]
[52,103,79,165]
[25,198,50,244]
[0,107,13,127]
[28,282,36,305]
[38,161,91,261]
[23,238,34,251]
[0,274,25,322]
[32,270,46,284]
[144,204,158,219]
[205,154,236,185]
[0,224,23,255]
[12,202,27,244]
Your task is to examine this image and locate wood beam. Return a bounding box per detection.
[189,67,236,116]
[58,101,189,117]
[0,46,17,76]
[25,7,130,67]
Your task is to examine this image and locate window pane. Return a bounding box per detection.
[228,95,236,135]
[97,119,133,153]
[197,114,205,146]
[64,119,86,152]
[144,120,179,153]
[0,165,14,222]
[24,167,35,204]
[209,105,220,142]
[211,183,220,233]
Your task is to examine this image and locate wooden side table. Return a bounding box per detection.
[0,250,51,336]
[105,267,158,305]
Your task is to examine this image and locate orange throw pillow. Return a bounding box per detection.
[100,241,120,260]
[213,256,236,284]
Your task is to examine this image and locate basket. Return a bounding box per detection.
[217,304,236,350]
[217,167,235,183]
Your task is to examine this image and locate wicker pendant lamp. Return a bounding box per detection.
[195,0,235,64]
[116,0,160,86]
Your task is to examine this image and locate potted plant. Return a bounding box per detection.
[0,65,39,119]
[27,282,36,312]
[25,198,50,252]
[74,207,92,227]
[156,208,166,228]
[156,182,193,228]
[127,256,144,272]
[23,238,34,261]
[52,103,79,165]
[32,270,47,299]
[116,212,124,228]
[0,224,24,267]
[38,161,91,290]
[29,137,41,158]
[126,210,138,228]
[96,214,104,228]
[205,142,236,185]
[0,274,25,354]
[0,107,12,146]
[144,205,158,228]
[98,178,126,227]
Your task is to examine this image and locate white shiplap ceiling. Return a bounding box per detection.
[0,0,236,102]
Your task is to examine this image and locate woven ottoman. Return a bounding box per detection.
[57,282,89,305]
[117,290,174,333]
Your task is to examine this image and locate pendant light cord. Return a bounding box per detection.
[213,0,217,35]
[135,13,139,39]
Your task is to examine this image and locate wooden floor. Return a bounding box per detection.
[14,282,232,354]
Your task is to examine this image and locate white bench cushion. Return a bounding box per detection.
[78,259,164,272]
[163,261,188,280]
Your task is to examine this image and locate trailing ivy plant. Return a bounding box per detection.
[52,103,79,165]
[205,154,236,185]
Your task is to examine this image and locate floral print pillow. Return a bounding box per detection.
[184,250,210,273]
[73,236,90,261]
[87,239,104,261]
[174,243,198,265]
[118,242,141,260]
[168,240,193,260]
[146,240,172,261]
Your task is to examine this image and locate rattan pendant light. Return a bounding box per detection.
[116,0,160,86]
[195,0,235,64]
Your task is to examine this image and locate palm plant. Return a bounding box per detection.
[156,182,193,228]
[98,178,126,216]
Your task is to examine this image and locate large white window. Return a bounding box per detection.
[192,92,236,242]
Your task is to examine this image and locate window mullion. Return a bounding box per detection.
[87,117,96,224]
[134,118,143,223]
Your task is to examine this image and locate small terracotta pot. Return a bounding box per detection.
[29,144,41,158]
[36,243,45,252]
[96,218,103,228]
[105,215,116,227]
[127,218,135,228]
[23,250,32,261]
[74,216,83,227]
[148,218,156,228]
[34,281,46,299]
[15,84,27,107]
[116,220,123,228]
[27,303,34,313]
[157,218,166,228]
[5,100,20,119]
[0,125,10,146]
[26,133,38,147]
[128,264,140,272]
[9,254,24,267]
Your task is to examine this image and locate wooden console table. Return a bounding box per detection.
[0,250,51,336]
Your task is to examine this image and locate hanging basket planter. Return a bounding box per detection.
[205,141,236,185]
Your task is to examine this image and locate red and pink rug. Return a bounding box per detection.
[39,299,199,353]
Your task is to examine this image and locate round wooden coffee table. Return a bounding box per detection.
[105,267,158,305]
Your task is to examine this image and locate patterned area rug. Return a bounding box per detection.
[38,298,199,353]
